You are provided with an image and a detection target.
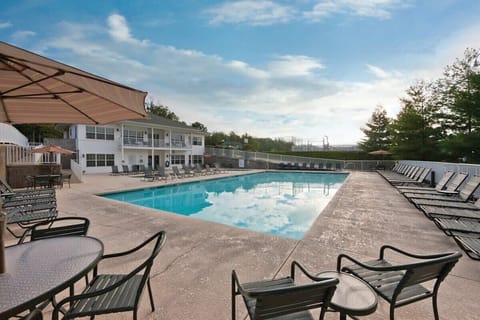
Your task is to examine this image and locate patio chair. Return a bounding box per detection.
[3,188,58,238]
[122,165,130,175]
[21,309,43,320]
[18,216,90,243]
[408,175,480,208]
[388,167,431,186]
[432,218,480,236]
[111,165,120,175]
[232,260,338,320]
[142,168,156,181]
[52,231,167,320]
[60,173,72,188]
[338,245,462,320]
[419,198,480,220]
[0,175,15,196]
[171,166,185,179]
[452,234,480,260]
[397,171,455,193]
[401,172,467,196]
[205,164,215,175]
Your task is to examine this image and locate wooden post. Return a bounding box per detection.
[0,197,6,273]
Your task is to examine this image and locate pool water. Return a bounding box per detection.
[102,172,347,239]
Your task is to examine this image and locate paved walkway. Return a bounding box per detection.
[5,170,480,319]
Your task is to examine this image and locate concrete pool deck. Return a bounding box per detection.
[5,170,480,319]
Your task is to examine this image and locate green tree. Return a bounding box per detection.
[390,82,442,160]
[145,101,179,121]
[358,106,391,152]
[191,121,208,132]
[14,124,63,142]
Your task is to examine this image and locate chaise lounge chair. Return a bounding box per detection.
[419,198,480,220]
[338,245,461,320]
[401,172,467,196]
[407,175,480,208]
[396,171,456,193]
[452,234,480,260]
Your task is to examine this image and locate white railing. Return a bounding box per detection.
[0,123,29,147]
[5,145,56,165]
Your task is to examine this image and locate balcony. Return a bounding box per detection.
[123,138,191,150]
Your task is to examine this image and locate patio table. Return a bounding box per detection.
[0,236,103,318]
[33,174,62,189]
[317,271,378,320]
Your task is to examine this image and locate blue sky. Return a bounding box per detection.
[1,0,479,145]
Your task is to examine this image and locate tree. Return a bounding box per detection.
[389,82,442,160]
[191,122,208,132]
[145,100,179,121]
[14,124,63,142]
[358,106,391,152]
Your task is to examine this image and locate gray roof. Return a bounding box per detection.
[127,113,206,134]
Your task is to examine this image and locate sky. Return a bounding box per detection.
[1,1,480,145]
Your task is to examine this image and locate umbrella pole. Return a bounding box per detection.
[0,198,6,273]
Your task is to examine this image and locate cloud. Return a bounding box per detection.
[268,55,324,77]
[107,13,149,46]
[304,0,411,21]
[12,30,36,41]
[205,0,296,26]
[0,21,12,29]
[366,64,390,78]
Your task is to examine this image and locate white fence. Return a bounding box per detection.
[6,145,57,165]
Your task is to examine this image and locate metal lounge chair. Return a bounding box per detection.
[0,175,15,196]
[122,165,130,175]
[407,175,480,207]
[52,231,167,320]
[21,309,43,320]
[232,260,338,320]
[401,172,468,197]
[388,167,431,186]
[419,199,480,220]
[432,218,480,236]
[142,168,156,181]
[396,171,455,193]
[111,165,120,175]
[452,235,480,260]
[3,188,58,238]
[338,245,462,320]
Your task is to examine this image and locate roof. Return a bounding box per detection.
[124,113,206,134]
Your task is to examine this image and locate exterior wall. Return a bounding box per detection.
[75,123,206,174]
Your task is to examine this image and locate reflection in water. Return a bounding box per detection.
[103,172,347,239]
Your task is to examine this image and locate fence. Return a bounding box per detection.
[204,147,395,171]
[5,145,57,165]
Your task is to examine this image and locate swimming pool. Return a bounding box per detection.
[102,171,347,239]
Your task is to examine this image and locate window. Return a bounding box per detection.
[171,155,185,165]
[86,126,115,140]
[123,129,144,144]
[192,136,202,146]
[171,135,185,147]
[86,154,115,167]
[190,155,203,164]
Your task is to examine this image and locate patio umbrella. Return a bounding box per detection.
[368,149,392,156]
[0,40,147,124]
[32,144,75,154]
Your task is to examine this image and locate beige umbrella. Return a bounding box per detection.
[0,41,147,124]
[32,144,75,154]
[0,41,147,273]
[368,149,392,156]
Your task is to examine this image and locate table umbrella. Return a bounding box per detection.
[0,41,147,124]
[368,149,392,156]
[32,144,75,155]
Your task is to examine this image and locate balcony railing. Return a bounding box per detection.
[123,138,191,149]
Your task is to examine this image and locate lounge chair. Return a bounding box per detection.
[205,164,215,175]
[155,166,169,181]
[419,199,480,220]
[143,168,156,181]
[52,231,167,320]
[452,235,480,260]
[0,175,15,196]
[232,260,338,320]
[111,165,120,176]
[338,245,461,320]
[401,172,467,196]
[194,164,206,175]
[182,165,196,177]
[432,218,480,236]
[396,171,455,193]
[408,175,480,208]
[122,165,130,175]
[388,167,431,185]
[3,188,58,238]
[171,166,185,179]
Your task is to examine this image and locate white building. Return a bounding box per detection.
[69,113,207,174]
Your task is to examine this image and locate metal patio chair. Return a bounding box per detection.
[232,261,338,320]
[52,231,167,320]
[338,245,462,320]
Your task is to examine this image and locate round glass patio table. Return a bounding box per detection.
[317,271,378,320]
[0,236,103,318]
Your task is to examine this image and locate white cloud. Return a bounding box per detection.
[0,21,12,29]
[205,0,296,26]
[366,64,390,78]
[268,55,324,77]
[305,0,411,21]
[12,30,36,40]
[107,13,149,46]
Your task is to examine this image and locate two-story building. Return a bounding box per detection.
[69,113,207,174]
